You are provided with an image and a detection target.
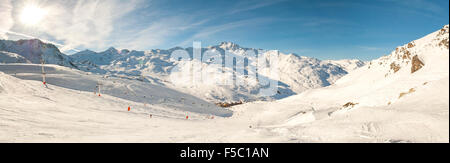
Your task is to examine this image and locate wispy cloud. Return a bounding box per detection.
[113,17,195,50]
[1,0,77,51]
[228,0,287,15]
[113,0,284,50]
[4,0,143,53]
[0,0,13,39]
[3,0,444,61]
[383,0,443,14]
[2,0,290,52]
[179,18,273,46]
[1,30,62,46]
[173,0,289,47]
[357,46,383,51]
[42,0,142,51]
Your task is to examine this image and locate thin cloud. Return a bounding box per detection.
[383,0,443,14]
[179,18,273,46]
[0,0,13,39]
[115,17,187,50]
[7,0,143,52]
[110,14,213,50]
[2,0,290,52]
[228,0,287,15]
[357,46,383,51]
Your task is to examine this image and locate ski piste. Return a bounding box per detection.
[0,0,448,144]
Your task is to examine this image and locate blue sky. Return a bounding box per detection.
[1,0,449,60]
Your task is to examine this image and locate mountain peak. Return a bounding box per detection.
[439,24,449,36]
[106,47,118,52]
[0,39,71,66]
[17,38,43,44]
[219,42,241,50]
[97,47,122,56]
[79,49,95,53]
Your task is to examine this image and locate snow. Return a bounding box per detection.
[0,25,448,143]
[0,51,30,63]
[1,39,365,103]
[0,69,278,142]
[70,42,363,102]
[228,25,449,142]
[323,59,367,72]
[0,63,232,117]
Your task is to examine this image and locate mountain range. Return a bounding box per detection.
[0,40,365,102]
[232,24,449,142]
[0,24,448,142]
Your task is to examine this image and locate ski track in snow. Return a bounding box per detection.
[0,25,448,143]
[0,61,448,142]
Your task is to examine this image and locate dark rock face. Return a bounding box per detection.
[390,62,401,73]
[439,39,449,49]
[438,25,449,49]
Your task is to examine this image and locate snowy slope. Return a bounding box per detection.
[229,25,449,142]
[0,70,281,143]
[0,51,30,63]
[0,64,232,117]
[0,71,222,142]
[273,53,349,92]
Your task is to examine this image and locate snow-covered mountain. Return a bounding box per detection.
[232,25,449,142]
[0,39,76,67]
[324,59,367,72]
[0,25,447,143]
[0,51,30,63]
[70,42,364,102]
[299,24,449,107]
[0,39,366,102]
[72,48,128,67]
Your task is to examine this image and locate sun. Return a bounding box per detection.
[20,5,47,26]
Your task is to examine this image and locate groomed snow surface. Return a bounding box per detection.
[0,25,448,143]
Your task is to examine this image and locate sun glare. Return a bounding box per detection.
[20,5,47,26]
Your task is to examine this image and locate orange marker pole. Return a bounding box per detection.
[128,106,131,111]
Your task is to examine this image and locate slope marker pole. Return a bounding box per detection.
[97,81,103,97]
[40,58,48,87]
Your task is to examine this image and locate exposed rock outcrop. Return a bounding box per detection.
[411,55,424,73]
[439,39,449,49]
[343,102,358,108]
[390,62,401,73]
[399,88,416,99]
